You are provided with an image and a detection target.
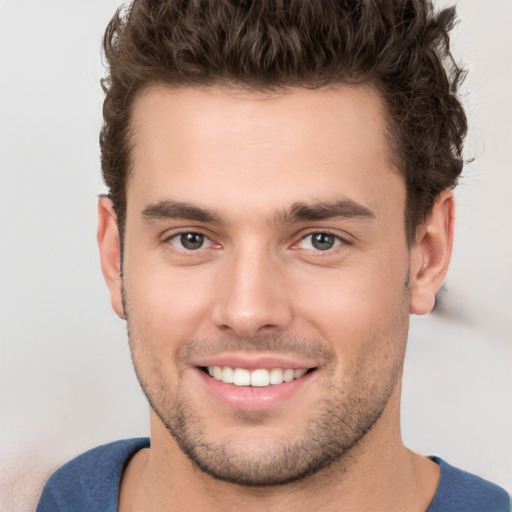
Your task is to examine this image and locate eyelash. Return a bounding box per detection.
[294,230,348,253]
[165,231,216,252]
[164,229,348,254]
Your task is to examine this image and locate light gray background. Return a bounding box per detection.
[1,1,511,511]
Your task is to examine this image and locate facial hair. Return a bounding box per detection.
[123,292,409,487]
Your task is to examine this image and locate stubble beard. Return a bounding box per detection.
[123,284,410,487]
[127,335,407,487]
[156,376,397,486]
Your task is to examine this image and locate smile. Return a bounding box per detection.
[205,366,310,387]
[196,362,318,411]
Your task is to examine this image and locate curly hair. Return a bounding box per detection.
[100,0,467,246]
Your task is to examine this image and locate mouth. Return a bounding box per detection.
[199,365,316,387]
[193,355,320,411]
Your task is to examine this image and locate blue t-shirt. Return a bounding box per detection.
[37,438,510,512]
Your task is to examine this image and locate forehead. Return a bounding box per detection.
[127,84,403,221]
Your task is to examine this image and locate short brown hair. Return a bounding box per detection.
[100,0,467,246]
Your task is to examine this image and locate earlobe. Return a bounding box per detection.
[97,196,125,319]
[409,189,455,315]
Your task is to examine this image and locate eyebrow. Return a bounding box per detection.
[274,200,376,225]
[141,198,375,226]
[142,200,222,223]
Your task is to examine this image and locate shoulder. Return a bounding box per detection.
[36,437,150,512]
[427,457,510,512]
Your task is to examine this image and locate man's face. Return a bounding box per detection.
[119,85,412,485]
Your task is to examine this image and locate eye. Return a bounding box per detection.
[298,232,343,251]
[167,232,212,251]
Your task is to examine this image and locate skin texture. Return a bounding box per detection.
[98,85,454,511]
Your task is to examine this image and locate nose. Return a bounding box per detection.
[211,247,293,338]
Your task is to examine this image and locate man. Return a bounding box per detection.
[36,0,510,511]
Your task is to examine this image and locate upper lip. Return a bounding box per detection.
[192,353,319,371]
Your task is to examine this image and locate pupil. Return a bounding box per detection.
[181,233,204,250]
[312,233,334,250]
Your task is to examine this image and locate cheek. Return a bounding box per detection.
[123,266,212,397]
[295,254,410,348]
[123,257,217,347]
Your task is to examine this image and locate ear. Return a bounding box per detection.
[409,189,455,315]
[97,196,125,319]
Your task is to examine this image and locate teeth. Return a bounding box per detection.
[233,368,251,386]
[207,366,310,387]
[283,369,295,382]
[222,366,234,384]
[269,368,284,385]
[294,369,307,378]
[251,369,270,387]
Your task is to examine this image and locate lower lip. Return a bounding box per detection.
[196,369,315,412]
